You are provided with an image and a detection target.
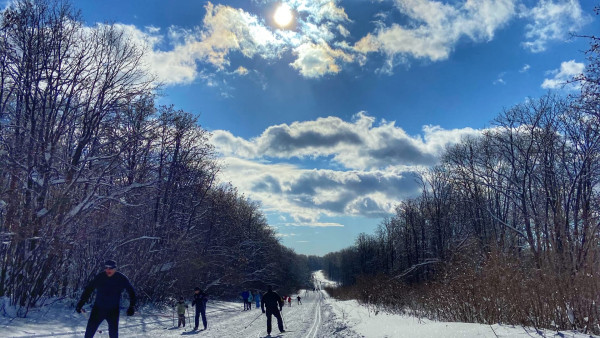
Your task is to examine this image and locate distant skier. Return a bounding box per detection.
[287,296,291,307]
[255,291,261,309]
[248,291,254,310]
[76,259,136,338]
[192,287,208,331]
[175,297,188,327]
[297,295,302,305]
[242,290,249,310]
[261,285,285,335]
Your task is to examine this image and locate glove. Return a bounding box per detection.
[76,306,83,313]
[127,307,135,316]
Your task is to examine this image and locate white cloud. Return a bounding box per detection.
[287,222,344,227]
[493,72,506,85]
[290,42,354,77]
[218,156,422,223]
[541,60,584,90]
[213,112,480,170]
[234,66,249,76]
[113,3,288,85]
[354,0,516,71]
[521,0,590,53]
[519,64,530,73]
[211,113,483,223]
[96,0,595,85]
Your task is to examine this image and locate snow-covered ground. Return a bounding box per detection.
[1,271,596,337]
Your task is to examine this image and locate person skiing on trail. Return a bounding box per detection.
[242,290,249,310]
[175,297,188,328]
[192,287,208,331]
[76,259,136,338]
[248,291,254,310]
[287,296,291,307]
[261,285,285,335]
[255,291,261,309]
[297,295,302,305]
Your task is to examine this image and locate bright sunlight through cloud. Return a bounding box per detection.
[274,3,293,27]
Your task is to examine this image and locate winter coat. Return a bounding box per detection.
[192,292,208,311]
[176,301,187,315]
[261,290,284,312]
[77,271,136,310]
[248,292,253,302]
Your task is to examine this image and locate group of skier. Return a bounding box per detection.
[75,259,307,337]
[241,290,261,310]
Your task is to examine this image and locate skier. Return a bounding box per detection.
[242,290,249,310]
[248,291,254,310]
[192,287,208,331]
[261,285,285,335]
[287,296,291,307]
[76,259,136,338]
[175,297,188,328]
[297,295,302,305]
[255,291,261,309]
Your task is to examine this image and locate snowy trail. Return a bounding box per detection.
[4,290,335,337]
[10,270,587,337]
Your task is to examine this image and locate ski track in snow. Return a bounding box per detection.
[3,289,357,338]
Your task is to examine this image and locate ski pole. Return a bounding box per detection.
[244,312,263,329]
[172,304,175,328]
[280,310,286,330]
[186,307,191,331]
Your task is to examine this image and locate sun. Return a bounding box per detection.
[273,4,293,28]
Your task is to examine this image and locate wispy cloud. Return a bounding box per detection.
[106,0,593,85]
[541,60,584,90]
[354,0,516,73]
[494,72,507,85]
[521,0,590,53]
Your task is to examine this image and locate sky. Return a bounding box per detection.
[70,0,599,256]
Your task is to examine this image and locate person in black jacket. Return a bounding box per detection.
[191,287,208,331]
[76,260,136,338]
[261,285,285,335]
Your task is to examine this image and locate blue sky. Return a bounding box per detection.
[75,0,597,256]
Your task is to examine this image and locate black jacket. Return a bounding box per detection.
[261,290,284,312]
[192,292,208,311]
[77,271,136,310]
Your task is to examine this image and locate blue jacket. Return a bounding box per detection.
[77,271,136,310]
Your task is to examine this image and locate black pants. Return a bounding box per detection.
[85,307,119,338]
[195,308,206,329]
[265,308,284,334]
[178,314,186,327]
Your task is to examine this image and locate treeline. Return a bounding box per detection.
[322,35,600,334]
[0,0,311,316]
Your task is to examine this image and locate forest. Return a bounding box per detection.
[321,17,600,335]
[0,0,318,316]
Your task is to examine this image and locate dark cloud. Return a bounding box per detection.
[280,170,421,217]
[251,175,282,193]
[366,138,438,166]
[263,125,362,154]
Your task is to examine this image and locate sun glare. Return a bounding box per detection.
[274,4,293,28]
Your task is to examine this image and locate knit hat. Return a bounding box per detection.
[194,287,200,291]
[104,260,117,269]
